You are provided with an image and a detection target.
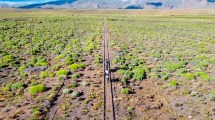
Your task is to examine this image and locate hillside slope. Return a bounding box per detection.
[0,0,215,9]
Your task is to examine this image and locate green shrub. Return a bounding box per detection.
[183,89,191,95]
[195,71,211,82]
[127,107,134,111]
[210,91,215,101]
[29,85,46,95]
[49,73,54,77]
[63,89,71,94]
[164,61,187,72]
[71,73,80,79]
[31,110,42,119]
[34,56,48,67]
[159,72,169,80]
[2,84,12,91]
[168,80,178,87]
[80,63,86,69]
[132,68,146,81]
[11,82,25,90]
[56,70,68,77]
[69,63,80,71]
[58,75,67,80]
[184,73,195,80]
[71,81,78,88]
[19,65,26,72]
[65,56,74,65]
[3,55,14,63]
[20,73,28,77]
[94,55,102,64]
[121,88,129,95]
[40,71,49,79]
[148,73,159,79]
[71,91,79,97]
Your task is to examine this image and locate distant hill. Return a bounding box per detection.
[1,0,215,9]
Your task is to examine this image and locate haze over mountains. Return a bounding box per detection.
[0,0,215,9]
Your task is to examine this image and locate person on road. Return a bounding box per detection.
[104,59,110,81]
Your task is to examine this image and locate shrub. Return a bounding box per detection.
[148,73,159,79]
[184,73,195,80]
[80,63,86,69]
[71,91,79,97]
[35,57,47,67]
[71,81,78,88]
[183,89,191,95]
[164,61,187,72]
[92,101,103,110]
[31,110,42,119]
[121,88,129,95]
[132,68,146,81]
[65,56,74,65]
[177,68,187,76]
[3,55,14,63]
[29,85,46,95]
[82,81,89,86]
[195,71,211,82]
[94,55,102,64]
[20,73,28,77]
[40,71,49,79]
[69,63,80,71]
[2,84,12,91]
[160,72,169,80]
[71,73,80,79]
[49,73,54,77]
[19,65,26,72]
[56,70,68,77]
[127,107,134,111]
[58,75,67,80]
[168,80,178,87]
[11,82,25,90]
[63,89,71,94]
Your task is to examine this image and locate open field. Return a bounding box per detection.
[0,9,215,120]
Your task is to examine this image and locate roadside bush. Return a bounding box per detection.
[29,85,46,95]
[94,55,102,64]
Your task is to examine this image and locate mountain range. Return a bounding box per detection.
[0,0,215,9]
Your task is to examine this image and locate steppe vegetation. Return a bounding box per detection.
[0,9,215,119]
